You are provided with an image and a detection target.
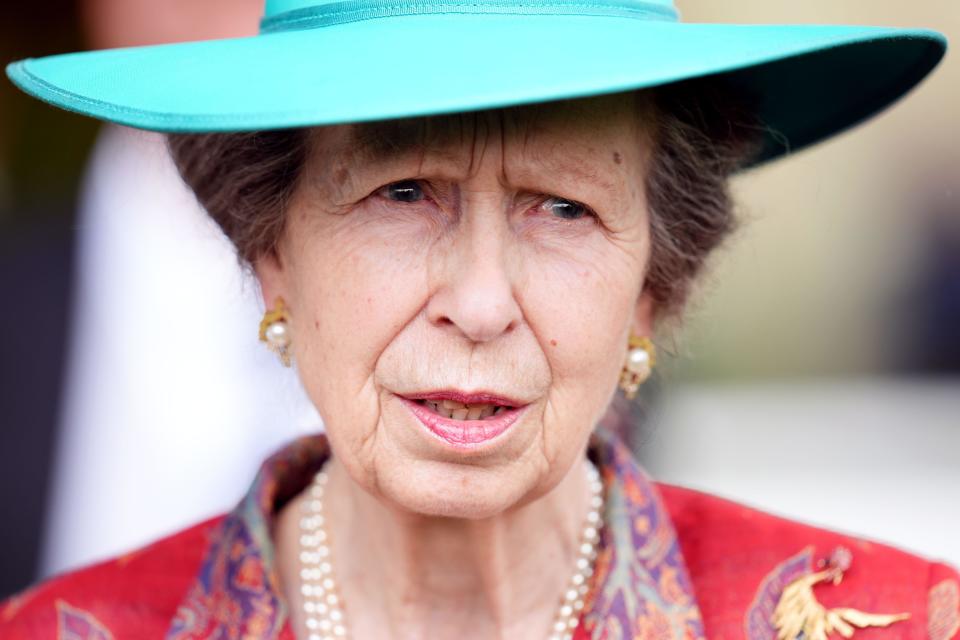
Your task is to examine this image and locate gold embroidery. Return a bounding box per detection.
[929,579,960,640]
[772,547,909,640]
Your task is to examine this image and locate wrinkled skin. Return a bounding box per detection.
[261,92,659,639]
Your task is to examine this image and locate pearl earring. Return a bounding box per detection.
[259,296,292,367]
[619,334,656,400]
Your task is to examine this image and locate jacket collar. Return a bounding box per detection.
[166,428,704,639]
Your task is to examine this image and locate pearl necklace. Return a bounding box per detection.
[298,459,605,640]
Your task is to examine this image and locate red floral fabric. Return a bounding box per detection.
[661,484,960,639]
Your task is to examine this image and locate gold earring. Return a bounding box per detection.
[259,296,292,367]
[619,334,656,400]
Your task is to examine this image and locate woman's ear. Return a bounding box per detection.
[253,247,288,310]
[632,287,658,337]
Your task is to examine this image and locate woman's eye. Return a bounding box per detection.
[543,197,593,220]
[379,180,425,203]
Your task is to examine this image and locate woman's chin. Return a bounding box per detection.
[375,458,541,521]
[402,494,516,521]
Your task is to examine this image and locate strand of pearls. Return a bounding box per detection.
[298,459,604,640]
[298,471,347,640]
[547,458,604,640]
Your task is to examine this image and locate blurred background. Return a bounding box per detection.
[0,0,957,600]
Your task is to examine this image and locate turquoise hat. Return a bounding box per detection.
[6,0,947,164]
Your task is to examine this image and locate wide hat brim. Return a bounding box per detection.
[6,11,946,166]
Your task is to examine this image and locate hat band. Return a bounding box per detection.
[260,0,679,34]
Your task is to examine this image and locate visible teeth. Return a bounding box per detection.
[421,400,509,420]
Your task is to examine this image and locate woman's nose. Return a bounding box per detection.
[425,207,523,343]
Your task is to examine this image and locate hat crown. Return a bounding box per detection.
[262,0,679,28]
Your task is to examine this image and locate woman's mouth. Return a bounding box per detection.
[398,393,527,447]
[419,399,510,421]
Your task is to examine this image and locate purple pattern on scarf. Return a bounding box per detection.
[581,427,705,640]
[743,547,814,640]
[166,515,283,639]
[166,435,327,640]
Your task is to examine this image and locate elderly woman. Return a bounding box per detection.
[2,1,957,639]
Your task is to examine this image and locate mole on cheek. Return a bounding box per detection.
[550,339,558,347]
[613,151,622,165]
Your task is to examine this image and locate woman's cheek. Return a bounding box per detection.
[298,221,431,392]
[521,242,636,374]
[291,232,428,475]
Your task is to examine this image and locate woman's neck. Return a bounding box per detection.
[276,454,592,640]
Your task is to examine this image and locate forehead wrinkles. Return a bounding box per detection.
[347,110,507,178]
[349,108,594,184]
[337,94,646,189]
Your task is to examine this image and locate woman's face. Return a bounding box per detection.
[258,92,657,518]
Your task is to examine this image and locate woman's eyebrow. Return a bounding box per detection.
[517,156,621,200]
[348,119,433,165]
[558,163,619,196]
